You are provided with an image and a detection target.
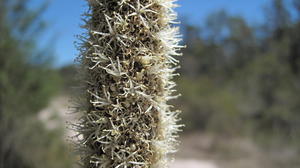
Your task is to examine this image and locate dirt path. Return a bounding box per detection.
[171,159,218,168]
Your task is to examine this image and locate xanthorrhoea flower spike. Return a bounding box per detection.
[75,0,183,167]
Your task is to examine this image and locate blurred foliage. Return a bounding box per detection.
[54,0,300,152]
[176,0,300,148]
[0,0,73,167]
[59,64,77,94]
[9,0,300,167]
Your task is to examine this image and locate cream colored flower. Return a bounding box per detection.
[74,0,184,167]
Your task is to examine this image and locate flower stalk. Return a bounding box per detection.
[75,0,183,167]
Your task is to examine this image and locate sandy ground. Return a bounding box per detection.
[171,160,218,168]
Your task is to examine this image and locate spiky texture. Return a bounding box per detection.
[74,0,183,167]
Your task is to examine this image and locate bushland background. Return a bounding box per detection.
[1,0,300,168]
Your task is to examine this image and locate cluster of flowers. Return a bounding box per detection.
[74,0,183,167]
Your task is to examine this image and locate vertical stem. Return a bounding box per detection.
[76,0,183,167]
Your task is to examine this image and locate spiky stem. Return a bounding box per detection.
[75,0,183,167]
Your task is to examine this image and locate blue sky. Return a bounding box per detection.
[32,0,286,66]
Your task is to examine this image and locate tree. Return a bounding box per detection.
[0,0,72,167]
[265,0,291,39]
